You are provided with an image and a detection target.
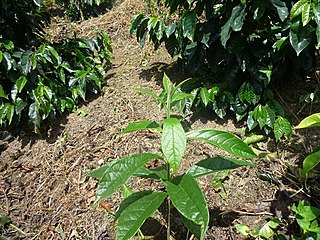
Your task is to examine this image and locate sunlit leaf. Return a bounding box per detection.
[186,129,257,159]
[303,150,320,178]
[186,156,255,178]
[162,118,186,172]
[122,120,161,133]
[116,191,167,240]
[182,10,197,41]
[295,113,320,129]
[166,174,209,239]
[95,153,162,202]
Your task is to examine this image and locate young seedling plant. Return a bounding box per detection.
[89,73,257,240]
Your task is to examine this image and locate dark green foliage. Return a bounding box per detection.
[55,0,115,20]
[0,33,112,129]
[0,0,51,47]
[130,0,320,139]
[0,0,112,131]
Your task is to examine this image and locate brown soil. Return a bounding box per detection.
[1,0,319,239]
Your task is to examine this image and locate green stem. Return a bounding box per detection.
[167,163,171,240]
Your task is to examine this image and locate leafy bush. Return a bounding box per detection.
[55,0,115,20]
[130,0,320,138]
[90,74,256,239]
[0,0,50,47]
[0,32,112,130]
[295,112,320,179]
[0,0,112,131]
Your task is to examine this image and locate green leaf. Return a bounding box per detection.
[301,2,311,26]
[0,85,8,99]
[134,88,158,99]
[0,51,3,63]
[95,153,162,202]
[162,73,172,95]
[295,113,320,129]
[88,161,114,179]
[3,52,12,71]
[122,120,161,133]
[28,102,40,127]
[200,88,210,107]
[274,116,292,141]
[253,105,268,129]
[270,0,289,21]
[116,191,167,240]
[186,156,255,178]
[230,4,246,32]
[303,150,320,178]
[161,118,186,172]
[235,224,251,236]
[289,30,311,56]
[244,134,266,145]
[292,200,320,221]
[6,104,14,125]
[121,184,133,199]
[221,5,246,47]
[20,50,32,75]
[166,174,209,239]
[186,129,257,159]
[134,164,169,181]
[16,76,28,93]
[290,0,307,19]
[259,218,281,239]
[314,4,320,48]
[47,46,61,64]
[182,11,197,41]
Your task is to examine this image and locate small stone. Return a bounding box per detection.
[98,159,104,165]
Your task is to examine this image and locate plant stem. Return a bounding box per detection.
[167,196,171,240]
[167,163,171,240]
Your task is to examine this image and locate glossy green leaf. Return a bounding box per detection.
[95,153,162,202]
[295,113,320,129]
[289,30,311,56]
[270,0,289,21]
[314,4,320,48]
[47,46,61,64]
[274,116,292,141]
[3,52,12,71]
[200,88,210,107]
[28,102,40,127]
[116,191,167,240]
[162,72,172,94]
[221,5,246,47]
[122,120,161,133]
[182,10,197,41]
[6,104,14,125]
[186,129,257,159]
[230,4,246,31]
[186,156,255,178]
[301,2,311,26]
[303,150,320,178]
[20,50,32,75]
[16,76,28,93]
[0,85,8,99]
[161,118,186,172]
[0,51,3,63]
[166,174,209,239]
[259,218,280,239]
[290,0,307,19]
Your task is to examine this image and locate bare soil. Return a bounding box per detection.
[1,0,319,239]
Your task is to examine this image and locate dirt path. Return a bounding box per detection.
[0,0,305,239]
